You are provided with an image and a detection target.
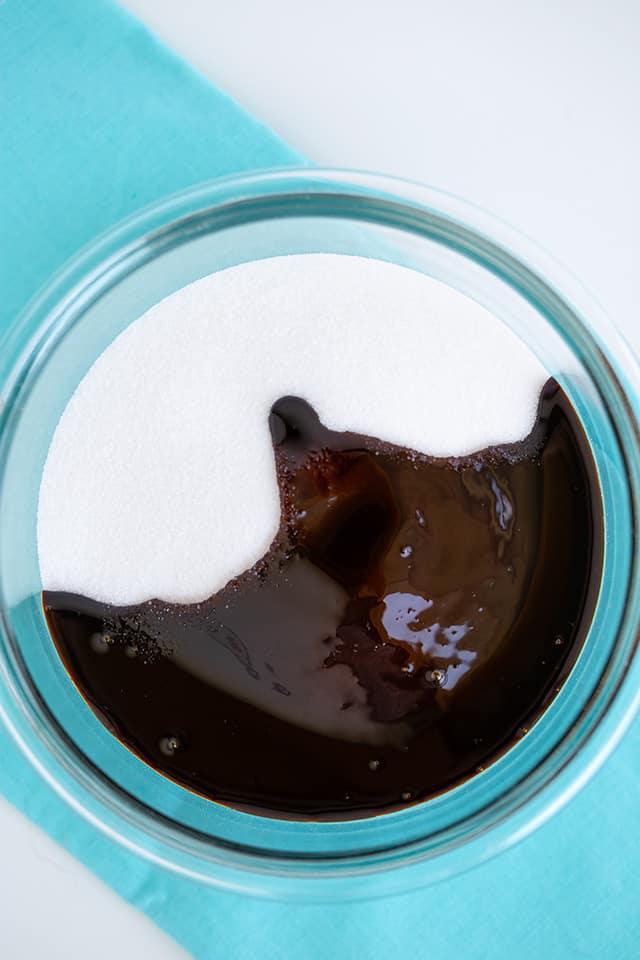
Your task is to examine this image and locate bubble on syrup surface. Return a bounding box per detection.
[89,632,112,654]
[159,735,182,756]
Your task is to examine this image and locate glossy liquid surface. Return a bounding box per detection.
[44,380,603,819]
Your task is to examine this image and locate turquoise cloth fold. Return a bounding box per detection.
[1,1,639,958]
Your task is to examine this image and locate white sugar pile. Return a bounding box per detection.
[38,254,547,606]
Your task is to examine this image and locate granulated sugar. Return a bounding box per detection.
[38,254,547,605]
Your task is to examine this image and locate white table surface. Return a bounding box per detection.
[1,1,638,957]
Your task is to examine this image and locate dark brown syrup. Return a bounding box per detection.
[44,379,603,819]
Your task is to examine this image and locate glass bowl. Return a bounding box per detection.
[0,169,639,902]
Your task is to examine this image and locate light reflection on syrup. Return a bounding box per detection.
[371,591,476,690]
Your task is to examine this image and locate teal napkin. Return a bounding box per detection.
[1,2,639,958]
